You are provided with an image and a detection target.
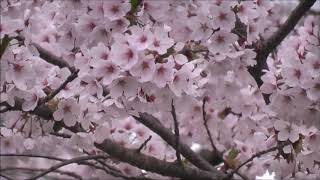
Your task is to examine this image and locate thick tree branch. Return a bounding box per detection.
[95,139,224,180]
[132,112,223,176]
[249,0,317,89]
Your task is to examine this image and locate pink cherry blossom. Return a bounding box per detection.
[153,60,174,88]
[130,55,156,82]
[1,1,320,179]
[211,3,236,31]
[274,120,300,143]
[103,0,131,21]
[127,26,153,51]
[148,27,175,55]
[110,43,138,70]
[109,77,139,99]
[208,30,238,54]
[53,98,80,127]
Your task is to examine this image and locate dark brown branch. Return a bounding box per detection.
[308,9,320,15]
[132,113,223,175]
[0,153,141,180]
[1,69,78,114]
[0,35,12,59]
[15,35,72,70]
[26,155,109,180]
[249,0,317,89]
[0,153,64,161]
[171,99,182,165]
[1,167,83,180]
[226,142,291,179]
[0,173,14,180]
[38,69,79,106]
[95,139,224,180]
[136,135,152,153]
[201,99,248,179]
[0,98,53,119]
[202,98,218,153]
[50,132,72,138]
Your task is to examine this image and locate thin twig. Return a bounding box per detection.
[202,99,236,178]
[0,70,78,114]
[82,150,122,174]
[38,69,79,106]
[50,132,72,138]
[0,153,130,179]
[227,142,291,179]
[25,155,108,180]
[0,173,14,180]
[202,98,218,153]
[171,99,182,165]
[136,135,152,153]
[1,167,83,180]
[0,153,64,161]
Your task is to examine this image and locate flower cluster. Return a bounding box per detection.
[0,0,319,179]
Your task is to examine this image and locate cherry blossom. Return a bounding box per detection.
[211,3,236,31]
[110,43,138,70]
[53,98,80,127]
[0,1,319,179]
[153,59,174,88]
[148,27,175,55]
[274,120,300,143]
[130,55,156,82]
[103,0,131,21]
[208,30,238,55]
[127,26,153,51]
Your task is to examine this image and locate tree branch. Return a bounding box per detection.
[0,153,64,161]
[0,153,145,180]
[171,99,182,165]
[1,167,83,180]
[25,155,109,180]
[0,173,14,180]
[249,0,317,89]
[136,135,152,153]
[95,139,224,180]
[132,113,223,175]
[1,68,78,115]
[202,98,218,153]
[0,98,53,119]
[38,69,79,106]
[226,142,291,179]
[15,35,72,70]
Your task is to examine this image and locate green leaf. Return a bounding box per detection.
[130,0,139,12]
[0,35,12,60]
[227,148,239,160]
